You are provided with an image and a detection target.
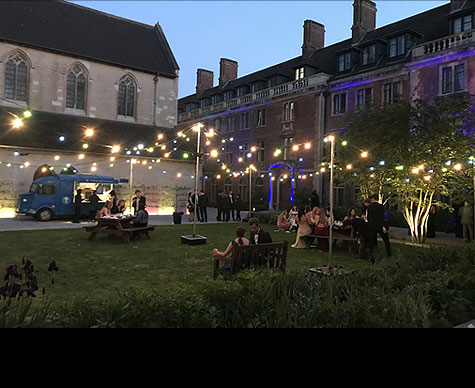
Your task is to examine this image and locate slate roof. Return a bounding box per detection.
[0,0,179,77]
[179,1,475,111]
[0,106,175,157]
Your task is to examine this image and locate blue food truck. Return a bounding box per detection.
[17,172,122,221]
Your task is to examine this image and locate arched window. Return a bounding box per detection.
[211,179,217,201]
[66,65,86,110]
[255,177,264,189]
[4,54,29,102]
[239,178,247,201]
[118,75,136,118]
[224,178,232,194]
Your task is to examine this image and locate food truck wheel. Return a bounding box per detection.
[37,208,53,222]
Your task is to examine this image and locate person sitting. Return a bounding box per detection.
[116,199,126,214]
[277,210,291,232]
[96,201,113,218]
[213,227,249,276]
[314,208,329,251]
[291,207,313,249]
[249,218,273,244]
[131,209,149,238]
[344,208,358,222]
[288,205,298,232]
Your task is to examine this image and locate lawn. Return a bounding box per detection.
[0,223,421,308]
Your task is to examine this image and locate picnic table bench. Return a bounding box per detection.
[306,229,361,254]
[214,241,288,280]
[84,216,154,244]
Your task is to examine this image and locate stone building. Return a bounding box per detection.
[177,0,475,211]
[0,0,194,217]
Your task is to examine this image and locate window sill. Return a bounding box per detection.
[65,108,86,116]
[117,115,136,123]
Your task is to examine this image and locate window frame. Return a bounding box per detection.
[256,108,267,127]
[4,54,29,103]
[66,64,87,112]
[332,92,347,115]
[117,75,137,119]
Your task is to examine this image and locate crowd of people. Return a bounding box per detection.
[276,193,392,263]
[73,189,149,233]
[187,190,246,223]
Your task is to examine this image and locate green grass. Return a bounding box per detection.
[0,223,422,308]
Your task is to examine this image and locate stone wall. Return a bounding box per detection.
[0,42,178,128]
[0,148,195,217]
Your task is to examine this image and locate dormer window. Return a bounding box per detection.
[295,67,305,80]
[237,85,249,97]
[223,90,235,101]
[252,81,266,92]
[362,45,376,66]
[211,94,223,105]
[200,98,211,108]
[338,53,351,72]
[389,36,405,58]
[453,14,473,34]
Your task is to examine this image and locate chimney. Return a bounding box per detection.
[302,20,325,57]
[451,0,466,11]
[196,69,214,94]
[352,0,377,43]
[219,58,238,86]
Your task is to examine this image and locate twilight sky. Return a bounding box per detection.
[72,1,447,98]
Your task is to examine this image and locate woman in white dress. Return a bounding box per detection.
[291,207,313,249]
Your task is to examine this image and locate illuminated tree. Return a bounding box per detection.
[338,93,475,243]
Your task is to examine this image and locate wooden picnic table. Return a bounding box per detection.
[84,216,154,244]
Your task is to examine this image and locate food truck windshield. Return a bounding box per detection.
[74,182,114,202]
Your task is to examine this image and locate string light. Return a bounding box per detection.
[85,128,94,137]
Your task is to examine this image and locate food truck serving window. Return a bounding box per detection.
[37,184,55,195]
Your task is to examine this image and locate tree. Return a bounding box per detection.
[337,93,475,243]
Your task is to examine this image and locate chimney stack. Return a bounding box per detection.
[451,0,466,11]
[196,69,214,94]
[219,58,238,86]
[302,20,325,57]
[352,0,377,43]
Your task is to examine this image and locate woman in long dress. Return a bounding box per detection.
[291,208,313,249]
[314,208,329,251]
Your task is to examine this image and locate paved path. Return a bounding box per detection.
[0,207,244,232]
[389,226,465,247]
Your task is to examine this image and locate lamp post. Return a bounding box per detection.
[327,135,335,268]
[248,164,257,219]
[181,123,208,245]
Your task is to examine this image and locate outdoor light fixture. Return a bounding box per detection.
[111,145,120,154]
[210,150,218,158]
[12,118,23,129]
[361,151,368,158]
[85,128,94,137]
[59,136,65,142]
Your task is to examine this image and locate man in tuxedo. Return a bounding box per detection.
[248,217,273,244]
[228,190,236,221]
[132,190,146,215]
[366,194,391,263]
[198,189,208,222]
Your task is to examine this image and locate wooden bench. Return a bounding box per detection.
[306,230,360,254]
[84,216,155,243]
[122,226,155,240]
[213,241,288,280]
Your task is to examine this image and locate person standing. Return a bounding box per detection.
[198,189,208,222]
[310,190,320,209]
[459,201,473,243]
[73,189,83,223]
[366,194,391,263]
[109,190,118,214]
[132,190,146,214]
[235,193,243,221]
[228,191,235,221]
[88,190,100,221]
[216,190,223,222]
[222,192,231,222]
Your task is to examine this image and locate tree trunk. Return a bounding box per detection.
[403,191,434,244]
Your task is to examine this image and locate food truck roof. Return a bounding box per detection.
[35,174,119,184]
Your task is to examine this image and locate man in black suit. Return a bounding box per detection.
[366,194,391,263]
[222,192,231,222]
[216,190,223,221]
[228,191,236,221]
[132,190,146,215]
[248,217,273,244]
[198,189,208,222]
[72,189,83,223]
